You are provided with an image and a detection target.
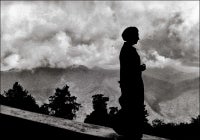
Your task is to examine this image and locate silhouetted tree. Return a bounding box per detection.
[2,82,39,112]
[143,104,152,135]
[144,104,149,125]
[0,94,6,105]
[39,103,50,115]
[152,119,165,127]
[109,107,119,117]
[47,84,81,120]
[84,94,110,127]
[147,115,200,140]
[191,115,200,125]
[107,106,119,127]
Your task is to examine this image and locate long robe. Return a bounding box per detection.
[116,42,144,138]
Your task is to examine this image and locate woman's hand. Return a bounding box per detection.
[140,64,146,71]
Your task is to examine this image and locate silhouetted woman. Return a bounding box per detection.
[114,27,146,140]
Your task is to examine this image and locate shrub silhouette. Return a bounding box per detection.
[145,115,200,140]
[191,114,200,125]
[46,84,81,120]
[143,104,152,134]
[84,94,151,129]
[39,103,50,115]
[152,119,165,127]
[0,94,6,104]
[84,94,110,127]
[143,104,149,124]
[109,107,119,117]
[1,82,39,112]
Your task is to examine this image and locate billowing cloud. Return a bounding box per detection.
[1,1,199,71]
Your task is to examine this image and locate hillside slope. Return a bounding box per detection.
[1,65,199,122]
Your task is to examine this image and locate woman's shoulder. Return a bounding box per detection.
[120,46,137,59]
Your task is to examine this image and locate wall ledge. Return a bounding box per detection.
[0,105,169,140]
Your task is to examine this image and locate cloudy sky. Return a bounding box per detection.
[1,1,199,71]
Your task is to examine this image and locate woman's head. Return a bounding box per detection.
[122,26,139,44]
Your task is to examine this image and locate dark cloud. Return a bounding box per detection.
[141,12,199,61]
[1,1,199,71]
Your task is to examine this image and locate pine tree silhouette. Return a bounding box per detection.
[47,84,81,120]
[2,82,39,112]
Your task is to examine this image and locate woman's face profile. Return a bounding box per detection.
[122,27,140,45]
[132,32,139,44]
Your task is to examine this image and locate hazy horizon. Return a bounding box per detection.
[1,64,199,123]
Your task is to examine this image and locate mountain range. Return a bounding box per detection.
[1,65,199,123]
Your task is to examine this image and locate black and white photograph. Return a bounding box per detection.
[0,1,199,140]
